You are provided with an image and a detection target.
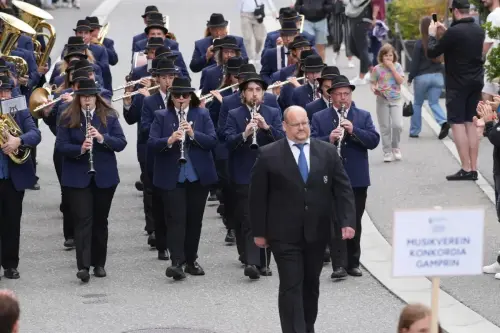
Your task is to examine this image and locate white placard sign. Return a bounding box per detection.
[392,208,485,277]
[0,96,27,115]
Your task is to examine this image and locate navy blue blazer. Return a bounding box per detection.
[189,35,248,73]
[260,47,288,84]
[224,104,284,184]
[103,38,119,66]
[55,111,127,188]
[207,88,233,160]
[305,97,328,120]
[158,51,190,80]
[4,109,41,191]
[134,37,179,53]
[141,92,166,141]
[200,64,224,95]
[262,30,315,55]
[310,103,380,188]
[11,48,40,89]
[148,107,218,190]
[17,35,34,52]
[123,92,148,170]
[130,64,149,81]
[89,44,112,92]
[131,32,147,51]
[292,83,316,109]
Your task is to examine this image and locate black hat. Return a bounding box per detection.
[227,57,244,75]
[74,19,92,32]
[168,77,195,94]
[326,75,356,94]
[207,13,228,27]
[280,20,299,36]
[213,36,240,51]
[299,49,315,63]
[451,0,470,9]
[288,35,311,49]
[142,5,158,18]
[236,64,257,78]
[71,69,90,82]
[74,59,94,73]
[155,46,177,59]
[146,37,164,50]
[303,55,325,73]
[317,66,340,84]
[86,16,102,29]
[279,7,300,21]
[64,47,88,61]
[75,79,100,95]
[238,72,268,91]
[67,36,87,49]
[145,13,168,34]
[0,75,13,90]
[66,59,79,72]
[154,58,179,76]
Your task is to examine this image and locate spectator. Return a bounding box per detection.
[398,303,443,333]
[329,0,355,67]
[481,0,500,102]
[0,290,20,333]
[370,0,386,66]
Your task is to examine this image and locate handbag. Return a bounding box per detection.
[254,0,265,24]
[403,101,414,117]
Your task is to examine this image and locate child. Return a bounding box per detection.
[370,43,405,162]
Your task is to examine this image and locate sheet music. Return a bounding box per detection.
[0,96,27,115]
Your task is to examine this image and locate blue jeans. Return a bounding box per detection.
[410,73,447,136]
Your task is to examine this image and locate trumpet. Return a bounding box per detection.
[85,105,96,174]
[199,82,239,103]
[249,101,259,150]
[267,76,306,90]
[113,76,152,91]
[178,102,187,164]
[111,85,159,102]
[337,103,346,157]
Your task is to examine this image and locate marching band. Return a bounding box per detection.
[0,2,380,287]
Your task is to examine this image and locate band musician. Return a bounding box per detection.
[148,77,218,281]
[55,79,127,283]
[305,65,340,120]
[0,75,41,280]
[224,72,284,279]
[311,75,380,278]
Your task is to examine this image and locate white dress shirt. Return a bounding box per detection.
[160,90,168,105]
[287,137,311,171]
[332,105,350,118]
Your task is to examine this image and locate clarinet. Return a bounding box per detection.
[337,103,346,158]
[249,101,259,150]
[86,105,96,174]
[178,102,187,164]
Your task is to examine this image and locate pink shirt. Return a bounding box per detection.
[371,0,386,20]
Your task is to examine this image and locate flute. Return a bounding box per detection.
[113,76,153,91]
[267,76,306,90]
[112,85,160,102]
[199,82,239,103]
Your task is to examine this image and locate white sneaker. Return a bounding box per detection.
[495,272,500,280]
[483,261,500,274]
[332,53,339,66]
[393,149,402,161]
[348,60,355,68]
[383,153,393,162]
[350,76,368,85]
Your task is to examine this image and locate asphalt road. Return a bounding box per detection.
[3,0,411,332]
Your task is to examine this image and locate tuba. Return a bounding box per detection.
[11,0,56,68]
[0,12,36,78]
[0,108,31,164]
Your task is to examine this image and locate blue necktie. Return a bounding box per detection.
[295,143,308,182]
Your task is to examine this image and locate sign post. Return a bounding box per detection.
[392,206,485,333]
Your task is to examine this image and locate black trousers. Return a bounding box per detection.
[271,239,327,333]
[161,181,208,264]
[330,186,368,269]
[31,118,38,173]
[66,180,117,270]
[349,19,371,74]
[233,184,271,267]
[141,171,155,234]
[215,159,232,229]
[53,149,74,240]
[153,185,167,252]
[0,179,24,270]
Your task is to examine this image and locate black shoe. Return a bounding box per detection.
[30,182,40,191]
[225,229,236,244]
[77,269,90,282]
[217,203,225,216]
[147,232,156,248]
[347,267,363,277]
[259,266,272,276]
[158,250,169,260]
[331,267,348,279]
[409,134,419,138]
[64,239,75,248]
[135,181,144,191]
[238,254,246,265]
[438,122,450,140]
[244,265,260,280]
[207,193,217,201]
[166,263,186,280]
[185,261,205,276]
[4,268,20,279]
[93,267,106,277]
[323,249,331,263]
[446,169,476,181]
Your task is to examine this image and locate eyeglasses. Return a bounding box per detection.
[172,93,190,99]
[332,92,351,98]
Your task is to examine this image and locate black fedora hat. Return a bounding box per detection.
[168,77,195,94]
[74,59,94,73]
[213,36,240,51]
[227,57,244,75]
[146,37,164,50]
[207,13,228,27]
[317,66,340,84]
[0,75,13,90]
[142,5,158,18]
[145,13,168,34]
[280,20,299,36]
[279,7,300,21]
[288,35,311,50]
[299,49,316,63]
[236,64,257,78]
[73,19,92,32]
[327,75,356,94]
[67,36,87,49]
[64,47,88,61]
[238,72,268,91]
[154,58,179,76]
[86,16,102,29]
[155,46,177,59]
[75,79,100,95]
[303,55,325,73]
[71,69,90,83]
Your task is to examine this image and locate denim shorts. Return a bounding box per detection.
[303,18,328,44]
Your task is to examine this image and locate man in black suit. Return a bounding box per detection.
[249,106,356,333]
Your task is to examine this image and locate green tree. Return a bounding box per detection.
[484,22,500,82]
[470,0,490,23]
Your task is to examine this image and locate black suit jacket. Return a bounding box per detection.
[249,138,356,244]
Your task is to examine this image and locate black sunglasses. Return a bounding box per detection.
[172,92,190,99]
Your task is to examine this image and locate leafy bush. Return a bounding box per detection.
[470,0,490,23]
[387,0,448,40]
[484,22,500,82]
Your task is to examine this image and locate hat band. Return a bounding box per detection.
[170,86,193,89]
[77,87,98,92]
[237,71,255,75]
[76,25,91,29]
[304,64,325,68]
[72,75,88,81]
[156,51,173,58]
[215,43,238,48]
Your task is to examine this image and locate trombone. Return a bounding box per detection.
[199,82,239,103]
[267,76,306,90]
[113,76,152,92]
[112,85,159,102]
